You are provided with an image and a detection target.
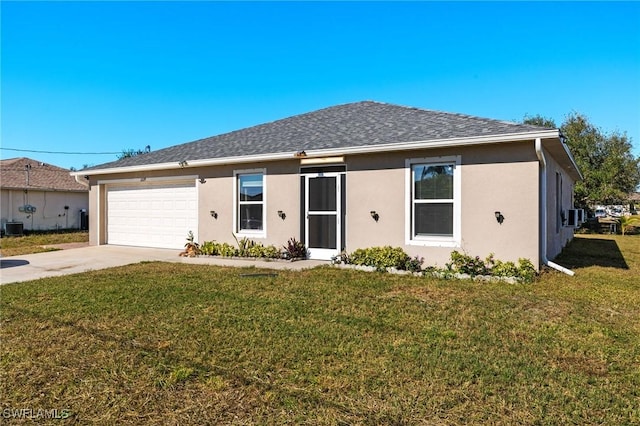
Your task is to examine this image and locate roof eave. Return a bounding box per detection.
[72,130,561,177]
[0,185,88,192]
[560,136,583,181]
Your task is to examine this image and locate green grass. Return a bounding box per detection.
[0,231,88,256]
[1,235,639,424]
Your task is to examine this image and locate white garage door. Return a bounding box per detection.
[107,181,198,249]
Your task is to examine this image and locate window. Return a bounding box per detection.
[406,156,460,246]
[235,170,265,236]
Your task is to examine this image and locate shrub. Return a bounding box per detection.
[246,243,281,259]
[200,241,217,256]
[262,245,282,259]
[444,251,537,283]
[218,242,238,257]
[405,255,424,273]
[284,238,307,259]
[447,251,489,276]
[233,235,255,257]
[619,215,640,235]
[349,246,411,271]
[491,260,519,278]
[516,258,537,283]
[331,252,350,264]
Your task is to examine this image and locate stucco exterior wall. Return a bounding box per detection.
[345,143,540,267]
[1,189,88,231]
[544,148,576,260]
[195,160,301,246]
[85,140,561,269]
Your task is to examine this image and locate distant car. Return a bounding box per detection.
[594,208,607,218]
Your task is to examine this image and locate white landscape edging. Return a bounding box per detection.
[331,263,524,284]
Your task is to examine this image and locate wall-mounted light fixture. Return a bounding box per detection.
[495,211,505,224]
[199,178,206,184]
[210,210,218,219]
[370,210,379,222]
[277,210,286,220]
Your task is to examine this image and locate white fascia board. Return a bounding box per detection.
[304,130,561,158]
[71,161,197,177]
[72,130,560,176]
[560,140,583,181]
[72,152,295,177]
[97,175,198,185]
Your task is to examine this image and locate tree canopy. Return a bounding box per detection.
[523,113,640,208]
[118,145,151,160]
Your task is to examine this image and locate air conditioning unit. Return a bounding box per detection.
[5,222,24,236]
[567,209,582,227]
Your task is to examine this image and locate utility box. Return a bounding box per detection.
[80,209,89,231]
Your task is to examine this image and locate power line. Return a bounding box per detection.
[1,147,120,155]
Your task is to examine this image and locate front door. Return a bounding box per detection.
[305,173,341,260]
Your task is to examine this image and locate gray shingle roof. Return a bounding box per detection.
[87,101,551,171]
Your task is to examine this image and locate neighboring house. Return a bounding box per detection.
[73,101,581,270]
[1,157,89,233]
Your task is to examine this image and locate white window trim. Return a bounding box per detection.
[233,168,267,239]
[405,155,461,247]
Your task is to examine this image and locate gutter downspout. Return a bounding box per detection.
[535,138,575,276]
[74,174,90,187]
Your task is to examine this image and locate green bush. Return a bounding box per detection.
[516,258,537,283]
[198,238,283,260]
[200,241,217,256]
[405,255,425,273]
[246,243,281,259]
[218,242,238,257]
[349,246,411,271]
[447,251,490,276]
[444,251,537,283]
[262,245,282,259]
[491,260,519,278]
[233,235,255,257]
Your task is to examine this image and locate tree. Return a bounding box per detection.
[118,145,151,160]
[69,164,91,171]
[522,114,557,129]
[619,215,640,235]
[523,113,640,208]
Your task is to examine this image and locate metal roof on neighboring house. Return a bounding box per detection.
[0,157,88,192]
[84,101,552,171]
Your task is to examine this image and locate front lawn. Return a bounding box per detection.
[1,235,638,424]
[0,231,88,257]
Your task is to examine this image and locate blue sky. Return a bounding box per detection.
[2,1,639,170]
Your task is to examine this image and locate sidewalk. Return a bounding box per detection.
[0,245,329,285]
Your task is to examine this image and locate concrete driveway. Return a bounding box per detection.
[0,245,328,285]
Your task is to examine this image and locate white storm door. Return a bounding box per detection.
[305,173,341,260]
